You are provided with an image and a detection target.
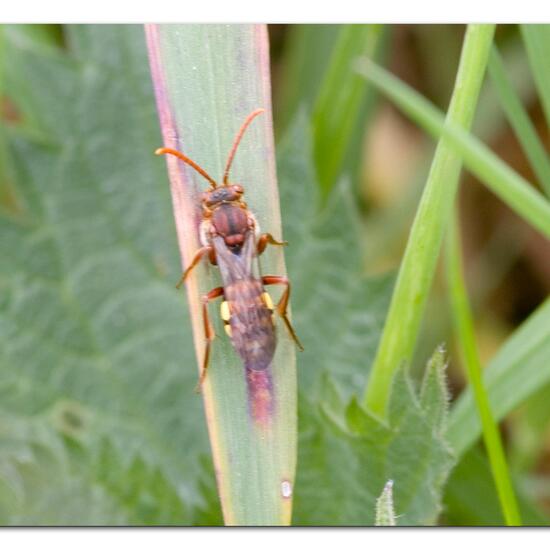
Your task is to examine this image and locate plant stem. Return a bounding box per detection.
[363,25,495,417]
[446,209,522,526]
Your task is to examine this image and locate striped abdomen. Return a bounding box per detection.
[223,278,276,371]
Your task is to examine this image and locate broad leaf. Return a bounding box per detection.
[0,24,211,524]
[293,349,455,525]
[0,25,395,525]
[278,114,394,400]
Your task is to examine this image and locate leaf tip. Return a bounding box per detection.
[375,479,397,526]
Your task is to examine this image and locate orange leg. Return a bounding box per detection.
[195,286,225,392]
[262,275,304,351]
[257,233,287,256]
[176,245,216,289]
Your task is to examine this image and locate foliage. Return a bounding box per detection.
[375,480,396,526]
[293,348,454,526]
[1,22,550,527]
[0,25,397,525]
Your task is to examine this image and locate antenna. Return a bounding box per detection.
[155,147,218,188]
[222,108,265,185]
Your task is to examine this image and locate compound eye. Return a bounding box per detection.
[233,184,244,194]
[202,191,217,206]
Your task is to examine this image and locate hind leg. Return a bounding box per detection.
[195,286,224,392]
[262,275,303,351]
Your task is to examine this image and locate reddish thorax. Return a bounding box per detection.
[202,184,253,251]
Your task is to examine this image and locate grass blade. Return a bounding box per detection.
[313,24,384,196]
[445,210,521,526]
[448,297,550,458]
[488,46,550,197]
[521,25,550,129]
[146,24,296,525]
[363,25,495,417]
[355,54,550,241]
[276,25,341,134]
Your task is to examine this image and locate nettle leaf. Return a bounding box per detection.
[277,113,393,399]
[293,348,455,525]
[375,480,396,526]
[0,433,126,525]
[0,25,395,525]
[0,412,67,521]
[0,25,212,524]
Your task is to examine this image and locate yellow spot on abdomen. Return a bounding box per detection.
[220,301,231,321]
[262,292,274,310]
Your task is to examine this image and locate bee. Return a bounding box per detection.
[156,109,302,390]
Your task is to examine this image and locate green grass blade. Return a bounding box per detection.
[488,46,550,197]
[474,36,537,142]
[363,24,495,417]
[521,25,550,129]
[448,297,550,457]
[445,210,521,526]
[313,24,384,196]
[146,24,296,525]
[276,25,341,134]
[356,55,550,241]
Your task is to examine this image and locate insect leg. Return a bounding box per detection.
[257,233,288,256]
[195,286,225,392]
[176,245,215,289]
[262,275,304,351]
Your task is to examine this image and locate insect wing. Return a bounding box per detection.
[212,233,276,371]
[211,231,256,286]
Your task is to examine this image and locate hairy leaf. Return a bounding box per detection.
[0,25,395,525]
[293,348,454,525]
[278,114,393,400]
[375,480,396,526]
[0,24,210,524]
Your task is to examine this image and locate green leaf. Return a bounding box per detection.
[276,25,342,134]
[488,46,550,197]
[0,24,210,524]
[521,25,550,130]
[375,480,396,526]
[312,24,385,196]
[448,297,550,457]
[446,212,521,525]
[0,24,396,525]
[355,54,550,242]
[147,23,297,526]
[277,112,394,400]
[0,411,220,526]
[443,447,549,526]
[293,348,454,525]
[362,24,495,417]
